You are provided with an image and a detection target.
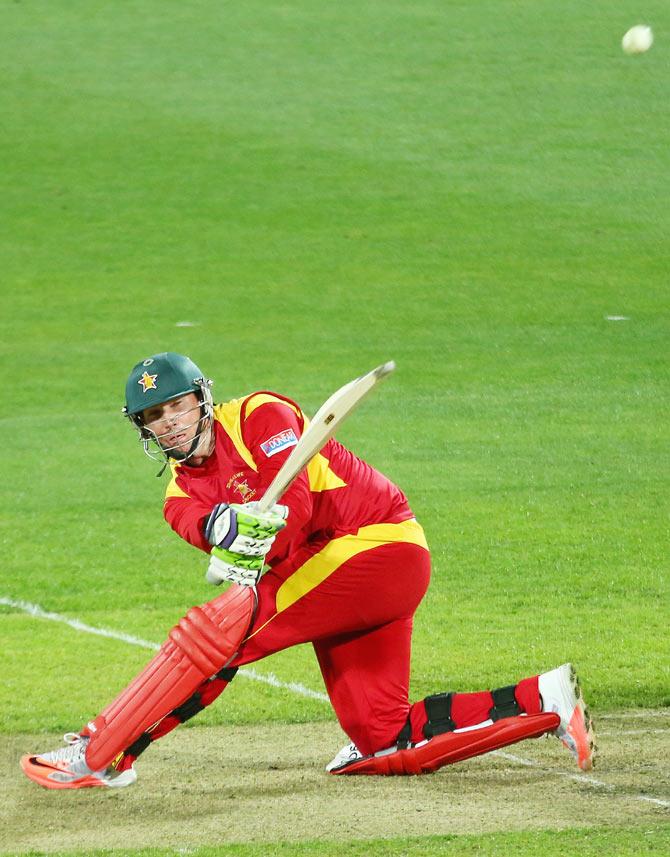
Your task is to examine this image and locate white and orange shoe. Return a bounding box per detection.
[325,742,366,772]
[539,663,596,771]
[20,733,137,790]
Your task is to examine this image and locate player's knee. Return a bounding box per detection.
[346,715,409,757]
[168,605,233,676]
[168,586,255,678]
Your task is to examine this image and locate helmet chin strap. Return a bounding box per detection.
[168,420,211,463]
[155,408,213,476]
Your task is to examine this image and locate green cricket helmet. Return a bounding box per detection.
[123,352,214,468]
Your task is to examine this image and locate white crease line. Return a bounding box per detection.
[493,750,670,809]
[599,729,668,736]
[598,711,670,720]
[0,596,329,703]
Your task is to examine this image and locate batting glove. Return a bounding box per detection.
[204,501,288,558]
[206,547,265,587]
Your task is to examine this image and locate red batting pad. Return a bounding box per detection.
[332,712,561,775]
[84,585,255,771]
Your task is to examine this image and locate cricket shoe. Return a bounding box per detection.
[326,742,367,772]
[20,733,137,789]
[538,663,596,771]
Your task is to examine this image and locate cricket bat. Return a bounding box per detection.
[258,360,396,511]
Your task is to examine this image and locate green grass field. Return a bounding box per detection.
[1,1,668,854]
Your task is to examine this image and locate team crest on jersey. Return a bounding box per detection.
[226,471,256,502]
[260,428,298,458]
[138,371,158,393]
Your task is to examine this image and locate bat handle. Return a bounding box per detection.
[256,487,280,514]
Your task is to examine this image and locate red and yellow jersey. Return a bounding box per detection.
[163,391,413,563]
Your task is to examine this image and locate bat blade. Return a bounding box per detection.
[257,361,395,512]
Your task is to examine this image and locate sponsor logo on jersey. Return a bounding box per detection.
[138,371,158,392]
[260,428,298,458]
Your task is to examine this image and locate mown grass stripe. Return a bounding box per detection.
[0,595,329,703]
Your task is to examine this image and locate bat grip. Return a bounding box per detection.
[257,487,280,514]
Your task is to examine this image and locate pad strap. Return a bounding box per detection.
[121,667,240,764]
[488,684,521,721]
[423,692,456,738]
[395,717,412,750]
[170,666,239,724]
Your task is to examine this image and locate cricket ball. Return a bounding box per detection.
[622,25,654,55]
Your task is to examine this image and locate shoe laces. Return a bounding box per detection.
[43,733,89,764]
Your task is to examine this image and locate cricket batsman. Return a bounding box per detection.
[21,353,595,789]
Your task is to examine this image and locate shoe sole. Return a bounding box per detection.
[20,755,137,790]
[560,665,597,771]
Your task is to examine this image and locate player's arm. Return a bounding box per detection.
[167,396,312,584]
[164,490,212,552]
[204,396,311,586]
[165,487,287,586]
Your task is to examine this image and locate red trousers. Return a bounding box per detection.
[233,518,431,754]
[120,518,541,767]
[230,518,540,755]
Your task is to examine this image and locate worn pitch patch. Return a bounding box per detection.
[5,716,669,853]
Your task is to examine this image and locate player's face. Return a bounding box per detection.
[141,393,203,457]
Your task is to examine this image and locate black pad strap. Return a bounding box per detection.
[122,668,239,760]
[395,716,412,750]
[173,692,204,723]
[423,692,456,738]
[126,732,152,758]
[216,666,238,682]
[489,684,521,721]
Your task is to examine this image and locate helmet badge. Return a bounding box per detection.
[138,371,158,393]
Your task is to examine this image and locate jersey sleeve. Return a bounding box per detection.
[240,395,314,560]
[163,470,212,553]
